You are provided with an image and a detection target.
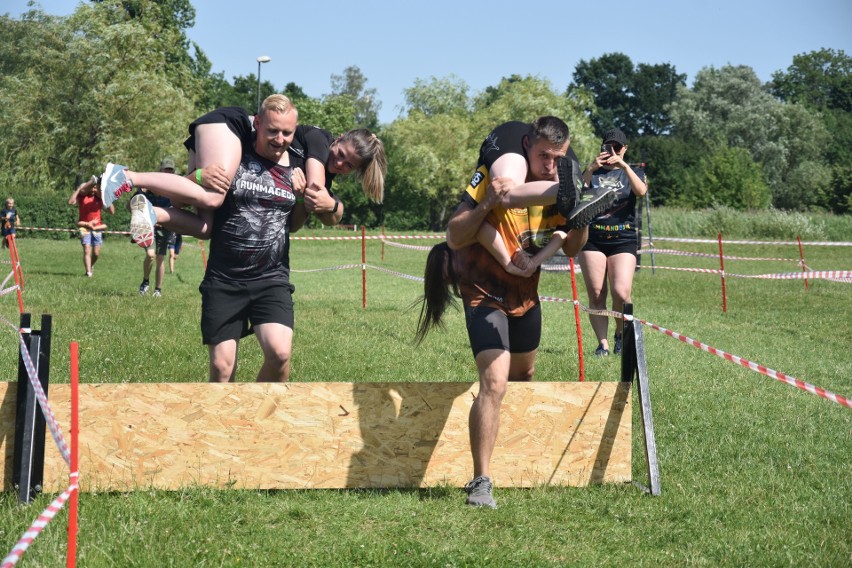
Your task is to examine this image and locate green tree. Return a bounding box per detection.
[669,65,828,210]
[403,75,471,117]
[330,65,380,129]
[681,145,771,210]
[0,3,200,194]
[769,48,852,111]
[570,53,685,137]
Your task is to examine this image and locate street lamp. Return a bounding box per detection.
[256,55,271,113]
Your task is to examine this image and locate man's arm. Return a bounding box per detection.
[302,157,343,226]
[68,176,96,206]
[446,177,515,249]
[446,153,529,249]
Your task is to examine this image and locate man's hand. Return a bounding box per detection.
[291,167,307,194]
[197,165,231,193]
[483,177,514,210]
[304,183,335,213]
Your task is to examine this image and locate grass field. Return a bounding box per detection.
[1,228,850,567]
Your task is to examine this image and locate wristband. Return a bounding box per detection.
[195,169,203,185]
[331,198,340,214]
[295,197,305,203]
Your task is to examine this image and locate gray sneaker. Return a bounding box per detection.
[464,475,497,508]
[139,280,150,296]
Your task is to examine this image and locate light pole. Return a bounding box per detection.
[256,55,271,113]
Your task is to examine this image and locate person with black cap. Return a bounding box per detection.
[578,128,647,356]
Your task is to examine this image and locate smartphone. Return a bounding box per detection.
[601,143,614,155]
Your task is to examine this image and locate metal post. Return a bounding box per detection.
[13,314,52,504]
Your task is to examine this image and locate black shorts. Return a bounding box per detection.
[582,229,638,257]
[152,228,172,256]
[184,106,253,152]
[199,277,295,345]
[464,303,542,357]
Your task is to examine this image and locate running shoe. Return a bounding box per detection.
[566,185,618,230]
[101,162,132,209]
[595,344,610,357]
[129,193,157,248]
[613,332,623,355]
[555,155,583,218]
[153,288,161,298]
[464,475,497,509]
[139,279,150,296]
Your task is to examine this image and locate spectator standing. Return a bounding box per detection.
[69,176,114,277]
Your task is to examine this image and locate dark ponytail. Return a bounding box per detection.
[414,242,460,345]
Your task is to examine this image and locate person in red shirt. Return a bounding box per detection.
[68,176,114,277]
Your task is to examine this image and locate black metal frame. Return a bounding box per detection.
[620,304,660,496]
[12,313,52,504]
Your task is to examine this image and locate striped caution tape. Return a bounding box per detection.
[1,479,79,568]
[638,319,852,410]
[651,266,852,281]
[643,236,852,247]
[640,248,799,262]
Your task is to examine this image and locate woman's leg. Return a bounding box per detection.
[128,124,243,210]
[577,250,610,350]
[606,253,638,337]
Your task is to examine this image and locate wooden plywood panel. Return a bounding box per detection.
[0,381,631,492]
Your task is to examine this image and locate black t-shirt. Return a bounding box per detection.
[288,125,336,190]
[587,165,646,228]
[205,149,297,282]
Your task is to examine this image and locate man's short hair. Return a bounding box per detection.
[529,116,570,147]
[260,94,296,117]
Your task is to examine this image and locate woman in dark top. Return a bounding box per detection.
[577,128,648,357]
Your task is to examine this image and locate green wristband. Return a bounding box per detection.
[295,197,305,203]
[195,169,203,185]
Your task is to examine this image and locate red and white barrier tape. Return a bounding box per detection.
[638,319,852,409]
[640,248,799,262]
[380,239,433,251]
[652,266,852,281]
[19,226,131,236]
[1,478,78,568]
[644,236,852,247]
[291,263,362,274]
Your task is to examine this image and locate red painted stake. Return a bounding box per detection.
[7,235,24,314]
[381,225,386,261]
[569,257,585,381]
[718,233,727,313]
[67,342,80,568]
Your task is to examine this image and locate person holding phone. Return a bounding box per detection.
[578,128,648,356]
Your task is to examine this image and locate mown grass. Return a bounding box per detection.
[0,220,850,567]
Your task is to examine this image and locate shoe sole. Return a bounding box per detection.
[129,194,155,248]
[555,157,580,218]
[566,188,618,230]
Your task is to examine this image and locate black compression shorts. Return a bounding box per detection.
[184,107,253,152]
[463,303,542,357]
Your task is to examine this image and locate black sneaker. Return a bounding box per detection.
[613,332,623,355]
[555,155,583,218]
[464,475,497,508]
[139,280,150,296]
[595,344,610,357]
[566,185,618,230]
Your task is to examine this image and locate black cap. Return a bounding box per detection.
[603,128,628,146]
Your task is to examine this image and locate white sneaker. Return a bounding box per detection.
[129,194,157,248]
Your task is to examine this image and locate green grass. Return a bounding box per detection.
[1,229,850,567]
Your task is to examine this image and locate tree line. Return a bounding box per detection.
[1,1,849,231]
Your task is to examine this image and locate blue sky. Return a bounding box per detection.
[7,0,852,124]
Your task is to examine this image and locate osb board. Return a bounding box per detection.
[0,381,631,492]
